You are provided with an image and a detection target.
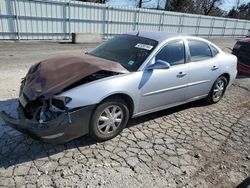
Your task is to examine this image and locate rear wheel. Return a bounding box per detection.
[89,98,129,141]
[206,76,227,104]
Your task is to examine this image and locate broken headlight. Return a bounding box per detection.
[52,96,72,110]
[37,96,72,123]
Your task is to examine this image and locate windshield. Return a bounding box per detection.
[88,34,158,72]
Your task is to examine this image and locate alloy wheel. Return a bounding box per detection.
[97,105,124,134]
[212,79,225,102]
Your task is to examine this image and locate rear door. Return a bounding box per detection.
[185,39,221,99]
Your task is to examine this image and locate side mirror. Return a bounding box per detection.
[146,60,170,70]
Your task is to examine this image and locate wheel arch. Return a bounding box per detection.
[99,93,135,117]
[220,73,230,85]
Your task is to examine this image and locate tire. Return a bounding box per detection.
[206,76,228,104]
[89,97,129,141]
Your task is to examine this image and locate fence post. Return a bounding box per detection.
[133,9,139,31]
[102,6,106,38]
[232,19,238,37]
[13,0,20,40]
[62,3,67,39]
[208,17,215,38]
[5,0,15,39]
[106,6,109,38]
[222,19,227,37]
[158,12,164,31]
[178,14,184,34]
[68,1,71,40]
[241,21,247,36]
[195,16,201,36]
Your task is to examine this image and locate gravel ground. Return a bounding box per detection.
[0,38,249,188]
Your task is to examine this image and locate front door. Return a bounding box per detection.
[138,40,189,113]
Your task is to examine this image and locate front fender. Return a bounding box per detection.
[57,72,142,114]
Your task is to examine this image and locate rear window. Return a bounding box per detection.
[187,40,212,62]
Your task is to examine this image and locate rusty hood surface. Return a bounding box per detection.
[23,53,129,101]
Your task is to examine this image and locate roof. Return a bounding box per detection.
[126,31,182,42]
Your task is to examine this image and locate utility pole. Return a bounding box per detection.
[157,0,160,9]
[138,0,142,8]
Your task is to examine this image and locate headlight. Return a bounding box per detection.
[52,96,72,110]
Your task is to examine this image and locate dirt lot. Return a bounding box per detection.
[0,38,249,188]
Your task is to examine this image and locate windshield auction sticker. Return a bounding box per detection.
[135,43,153,50]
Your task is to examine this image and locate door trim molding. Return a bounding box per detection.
[133,94,208,118]
[143,84,187,96]
[143,80,210,97]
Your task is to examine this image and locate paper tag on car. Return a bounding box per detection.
[135,43,153,50]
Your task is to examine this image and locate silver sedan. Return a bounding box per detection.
[0,31,237,143]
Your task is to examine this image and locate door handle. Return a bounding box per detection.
[211,66,219,71]
[177,72,187,78]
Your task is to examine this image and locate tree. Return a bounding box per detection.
[208,6,226,16]
[192,0,223,15]
[164,0,194,13]
[228,7,238,18]
[137,0,154,8]
[227,2,250,20]
[77,0,107,3]
[164,0,224,15]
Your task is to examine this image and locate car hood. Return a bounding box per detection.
[22,53,129,101]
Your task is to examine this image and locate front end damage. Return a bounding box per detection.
[1,87,95,143]
[0,104,95,143]
[0,54,129,143]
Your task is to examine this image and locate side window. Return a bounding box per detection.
[187,40,212,62]
[210,45,219,57]
[155,40,185,66]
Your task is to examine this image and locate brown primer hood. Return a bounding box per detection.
[23,53,129,101]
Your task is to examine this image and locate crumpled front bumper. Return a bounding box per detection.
[0,104,95,144]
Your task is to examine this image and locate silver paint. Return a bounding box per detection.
[58,32,238,118]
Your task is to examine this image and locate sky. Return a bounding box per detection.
[106,0,250,12]
[219,0,250,11]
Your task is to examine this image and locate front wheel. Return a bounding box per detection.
[89,97,129,141]
[206,76,227,104]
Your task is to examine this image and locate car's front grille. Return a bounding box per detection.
[238,43,250,66]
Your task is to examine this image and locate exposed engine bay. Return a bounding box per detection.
[20,70,120,123]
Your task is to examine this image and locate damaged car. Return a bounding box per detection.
[0,31,237,143]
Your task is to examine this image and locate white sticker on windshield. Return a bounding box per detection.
[135,43,153,50]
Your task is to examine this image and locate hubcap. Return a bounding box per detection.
[213,79,224,102]
[97,105,123,134]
